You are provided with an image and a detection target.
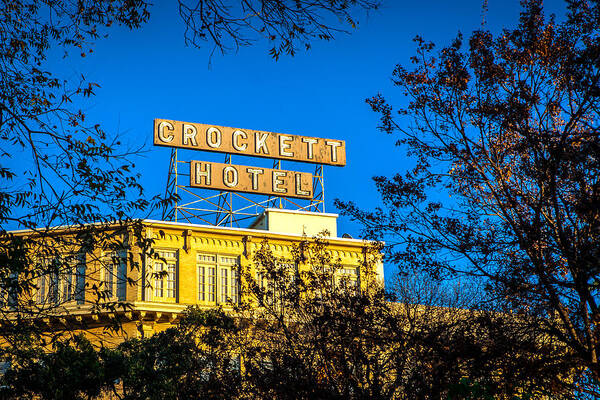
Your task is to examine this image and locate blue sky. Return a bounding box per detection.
[49,0,565,255]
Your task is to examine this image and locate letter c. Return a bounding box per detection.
[232,130,248,151]
[157,121,175,143]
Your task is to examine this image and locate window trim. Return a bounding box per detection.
[36,253,85,306]
[101,250,127,302]
[149,249,178,303]
[334,265,360,292]
[197,253,240,305]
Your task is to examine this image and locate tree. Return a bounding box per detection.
[113,309,243,400]
[0,235,575,399]
[145,237,575,399]
[177,0,380,60]
[0,334,117,400]
[0,0,157,374]
[0,0,380,372]
[337,0,600,391]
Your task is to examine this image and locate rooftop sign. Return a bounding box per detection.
[190,161,313,199]
[154,118,345,206]
[154,119,346,167]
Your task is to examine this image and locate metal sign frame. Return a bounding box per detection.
[161,149,325,227]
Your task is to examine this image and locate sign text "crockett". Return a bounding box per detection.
[155,119,346,166]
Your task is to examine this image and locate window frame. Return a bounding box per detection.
[334,265,360,292]
[101,250,127,301]
[255,261,297,308]
[150,249,178,303]
[36,253,85,306]
[197,253,240,305]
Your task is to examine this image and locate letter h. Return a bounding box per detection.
[195,162,211,185]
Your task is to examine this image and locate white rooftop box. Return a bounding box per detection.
[248,208,338,238]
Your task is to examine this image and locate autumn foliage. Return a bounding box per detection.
[338,0,600,393]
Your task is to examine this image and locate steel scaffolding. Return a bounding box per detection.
[161,149,325,227]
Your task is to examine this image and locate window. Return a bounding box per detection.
[255,269,274,306]
[102,251,127,301]
[37,258,58,305]
[36,274,46,304]
[220,256,239,304]
[255,262,296,308]
[220,268,228,303]
[0,272,17,308]
[36,264,51,304]
[61,267,73,303]
[36,254,84,305]
[152,250,177,302]
[335,266,359,291]
[198,254,216,302]
[198,254,239,305]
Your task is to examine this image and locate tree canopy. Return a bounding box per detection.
[1,237,572,399]
[3,0,598,398]
[0,0,380,384]
[337,0,600,390]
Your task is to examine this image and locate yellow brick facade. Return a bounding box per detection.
[7,212,382,346]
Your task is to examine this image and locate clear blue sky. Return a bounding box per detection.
[50,0,566,269]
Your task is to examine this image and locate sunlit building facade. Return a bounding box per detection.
[8,209,382,344]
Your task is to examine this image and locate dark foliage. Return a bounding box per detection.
[0,238,576,398]
[0,0,379,392]
[0,334,117,399]
[337,0,600,394]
